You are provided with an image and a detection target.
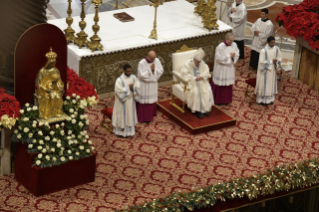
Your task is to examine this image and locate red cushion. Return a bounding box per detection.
[101,108,113,119]
[245,78,257,88]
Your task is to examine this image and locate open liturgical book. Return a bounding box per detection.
[113,12,135,22]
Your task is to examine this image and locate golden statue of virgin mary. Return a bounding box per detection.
[35,48,64,120]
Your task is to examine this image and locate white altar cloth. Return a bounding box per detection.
[48,0,232,74]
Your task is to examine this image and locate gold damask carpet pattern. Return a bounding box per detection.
[1,47,319,211]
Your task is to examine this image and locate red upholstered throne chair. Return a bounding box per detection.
[244,78,257,100]
[101,108,113,133]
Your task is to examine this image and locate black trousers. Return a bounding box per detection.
[234,40,244,59]
[249,50,259,70]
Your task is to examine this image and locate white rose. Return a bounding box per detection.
[14,129,18,134]
[33,106,38,110]
[68,141,72,145]
[38,153,43,158]
[71,134,75,138]
[50,131,55,135]
[53,157,57,162]
[91,147,95,151]
[45,136,50,141]
[19,126,22,130]
[28,144,33,148]
[76,95,80,100]
[67,136,71,140]
[61,122,65,127]
[86,120,89,125]
[71,119,76,124]
[68,130,72,135]
[74,111,78,116]
[80,145,84,150]
[23,127,29,133]
[27,107,31,112]
[45,122,49,127]
[60,156,65,162]
[74,140,78,144]
[76,152,80,156]
[67,117,72,121]
[38,131,43,136]
[78,134,82,139]
[66,96,71,100]
[32,139,37,144]
[51,148,55,152]
[42,149,47,153]
[36,160,41,165]
[52,138,57,142]
[69,156,73,160]
[60,130,65,135]
[39,140,44,145]
[57,139,61,143]
[68,150,72,154]
[85,135,89,139]
[39,122,43,126]
[71,114,75,119]
[61,147,65,151]
[17,134,21,139]
[57,143,62,148]
[78,122,83,128]
[82,139,87,143]
[72,93,76,97]
[63,101,68,105]
[83,130,87,135]
[80,99,88,108]
[88,140,92,145]
[72,99,76,104]
[23,117,29,122]
[69,108,74,113]
[55,124,59,128]
[25,103,30,107]
[45,155,50,161]
[79,105,85,109]
[28,133,33,138]
[20,109,24,114]
[32,124,36,128]
[86,149,90,153]
[38,146,42,150]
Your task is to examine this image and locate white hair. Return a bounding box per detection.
[225,32,234,40]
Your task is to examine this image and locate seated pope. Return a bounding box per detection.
[181,48,214,119]
[35,48,64,119]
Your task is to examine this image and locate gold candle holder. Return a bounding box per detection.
[64,0,76,44]
[87,0,103,52]
[74,0,89,48]
[149,0,163,40]
[201,0,219,31]
[194,0,205,15]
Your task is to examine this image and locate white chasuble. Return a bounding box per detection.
[255,45,282,103]
[213,42,239,86]
[251,18,274,53]
[227,2,247,40]
[137,58,164,104]
[181,59,214,113]
[112,73,140,136]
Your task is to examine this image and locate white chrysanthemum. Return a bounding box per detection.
[69,156,73,160]
[86,149,90,153]
[45,136,50,141]
[32,139,37,144]
[66,96,71,100]
[45,155,50,161]
[53,157,57,162]
[20,109,24,114]
[57,143,62,148]
[60,156,65,162]
[36,160,41,165]
[51,148,55,152]
[17,134,21,139]
[38,153,43,159]
[71,119,76,124]
[39,140,44,145]
[69,108,74,113]
[55,124,59,128]
[28,133,33,138]
[76,152,80,156]
[52,138,57,142]
[14,129,18,134]
[50,131,55,135]
[33,106,38,110]
[28,144,33,148]
[23,117,29,122]
[80,145,84,150]
[72,99,76,104]
[72,93,76,97]
[42,149,47,153]
[27,107,31,111]
[37,146,43,150]
[88,140,92,145]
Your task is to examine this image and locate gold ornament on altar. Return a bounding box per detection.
[64,0,76,44]
[35,48,67,123]
[194,0,206,16]
[149,0,163,40]
[200,0,219,31]
[87,0,103,52]
[74,0,89,48]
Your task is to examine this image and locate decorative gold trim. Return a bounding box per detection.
[176,45,194,53]
[37,113,69,124]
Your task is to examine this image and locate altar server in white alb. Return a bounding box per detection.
[136,51,163,122]
[181,48,214,119]
[249,8,274,70]
[212,33,239,105]
[227,0,247,59]
[112,64,140,137]
[255,36,282,106]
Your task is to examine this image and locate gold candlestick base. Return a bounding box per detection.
[64,0,76,44]
[74,31,89,48]
[87,0,103,52]
[87,35,103,52]
[149,29,158,40]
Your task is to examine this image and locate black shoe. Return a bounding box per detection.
[269,102,274,105]
[259,103,267,107]
[197,112,203,119]
[203,112,209,117]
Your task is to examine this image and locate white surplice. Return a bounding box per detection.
[227,2,247,40]
[213,42,239,86]
[137,58,164,104]
[255,45,282,104]
[181,59,214,113]
[112,73,140,137]
[251,18,274,53]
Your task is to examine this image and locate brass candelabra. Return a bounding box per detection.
[194,0,206,16]
[87,0,103,52]
[64,0,76,44]
[201,0,219,31]
[149,0,163,40]
[74,0,89,48]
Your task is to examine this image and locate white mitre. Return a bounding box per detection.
[194,48,205,61]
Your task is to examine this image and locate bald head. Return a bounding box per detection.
[147,51,156,62]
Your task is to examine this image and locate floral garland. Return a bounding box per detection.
[0,87,21,129]
[66,67,99,108]
[11,94,94,168]
[275,0,319,50]
[116,159,319,212]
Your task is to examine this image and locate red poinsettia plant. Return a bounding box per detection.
[276,0,319,50]
[0,87,21,129]
[65,67,98,107]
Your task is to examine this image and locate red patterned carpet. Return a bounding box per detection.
[1,47,319,211]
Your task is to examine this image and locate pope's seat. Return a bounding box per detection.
[244,78,256,100]
[101,107,113,133]
[171,48,198,113]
